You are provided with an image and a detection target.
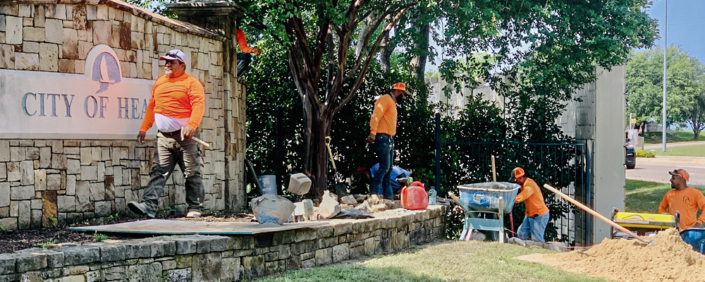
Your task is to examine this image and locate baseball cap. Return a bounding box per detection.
[668,169,690,182]
[160,49,187,65]
[508,167,525,183]
[392,82,408,97]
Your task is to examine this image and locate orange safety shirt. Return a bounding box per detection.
[514,178,549,217]
[369,94,397,136]
[140,73,205,132]
[659,187,705,230]
[236,29,254,53]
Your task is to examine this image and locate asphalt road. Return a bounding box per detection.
[626,156,705,187]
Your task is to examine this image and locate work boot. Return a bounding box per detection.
[127,201,155,218]
[186,209,201,218]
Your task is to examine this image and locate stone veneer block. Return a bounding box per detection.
[62,246,100,265]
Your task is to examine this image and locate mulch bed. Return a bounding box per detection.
[0,212,253,254]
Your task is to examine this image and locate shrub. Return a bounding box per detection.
[636,149,655,158]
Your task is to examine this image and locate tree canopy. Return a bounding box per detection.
[626,46,705,139]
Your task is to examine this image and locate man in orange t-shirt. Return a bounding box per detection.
[128,49,205,219]
[510,167,550,242]
[659,169,705,230]
[367,83,407,199]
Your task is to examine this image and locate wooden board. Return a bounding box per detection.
[69,219,328,235]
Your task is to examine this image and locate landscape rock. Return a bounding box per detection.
[318,190,340,219]
[250,194,295,225]
[340,195,358,205]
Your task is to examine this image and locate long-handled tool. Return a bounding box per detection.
[181,127,211,149]
[325,136,346,195]
[543,184,654,244]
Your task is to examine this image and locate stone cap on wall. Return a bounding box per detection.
[6,0,225,40]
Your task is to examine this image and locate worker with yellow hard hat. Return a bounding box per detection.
[659,169,705,230]
[509,167,550,242]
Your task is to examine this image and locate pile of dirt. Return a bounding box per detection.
[516,228,705,282]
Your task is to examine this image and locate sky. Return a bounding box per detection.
[426,0,705,72]
[646,0,705,62]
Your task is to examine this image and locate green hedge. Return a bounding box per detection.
[636,149,655,158]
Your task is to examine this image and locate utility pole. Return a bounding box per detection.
[662,0,668,152]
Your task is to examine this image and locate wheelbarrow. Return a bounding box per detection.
[680,228,705,254]
[450,182,520,243]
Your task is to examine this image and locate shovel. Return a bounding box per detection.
[325,136,346,196]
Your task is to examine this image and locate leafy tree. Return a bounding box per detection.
[240,0,657,197]
[626,46,705,139]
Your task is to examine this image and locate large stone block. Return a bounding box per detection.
[39,147,51,168]
[0,163,5,180]
[99,244,126,262]
[23,27,45,41]
[10,185,33,200]
[164,268,191,282]
[17,201,30,229]
[45,19,62,44]
[127,262,161,282]
[62,246,100,265]
[57,195,75,212]
[124,242,150,259]
[332,243,350,263]
[192,253,222,282]
[0,218,17,231]
[51,154,67,170]
[0,183,9,207]
[66,175,76,195]
[62,28,78,59]
[315,248,332,266]
[81,165,97,181]
[39,43,59,71]
[104,266,128,281]
[34,169,46,190]
[93,20,111,45]
[47,173,61,190]
[0,141,8,162]
[75,181,91,211]
[15,52,40,70]
[242,255,264,280]
[94,201,111,217]
[5,16,21,45]
[19,161,33,185]
[67,159,80,175]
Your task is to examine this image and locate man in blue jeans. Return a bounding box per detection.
[367,83,407,200]
[509,167,550,242]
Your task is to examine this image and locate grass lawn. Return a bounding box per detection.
[644,131,696,144]
[259,241,611,282]
[651,144,705,157]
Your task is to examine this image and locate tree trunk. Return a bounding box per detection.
[410,21,430,81]
[380,35,393,73]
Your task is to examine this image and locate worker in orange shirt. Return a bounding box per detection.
[659,169,705,230]
[129,49,205,219]
[367,83,407,200]
[509,167,550,242]
[236,28,262,76]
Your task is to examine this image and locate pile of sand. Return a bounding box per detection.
[516,228,705,282]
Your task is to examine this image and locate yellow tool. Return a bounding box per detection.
[611,209,678,239]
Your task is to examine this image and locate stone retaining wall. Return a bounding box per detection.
[0,206,445,282]
[0,1,247,230]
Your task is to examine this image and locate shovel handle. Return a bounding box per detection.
[192,137,210,149]
[543,184,650,244]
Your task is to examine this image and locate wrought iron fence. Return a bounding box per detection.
[434,116,592,245]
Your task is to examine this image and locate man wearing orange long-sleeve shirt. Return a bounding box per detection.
[129,49,205,219]
[510,167,550,242]
[367,83,407,200]
[659,169,705,230]
[236,28,262,76]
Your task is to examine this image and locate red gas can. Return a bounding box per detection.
[401,181,429,210]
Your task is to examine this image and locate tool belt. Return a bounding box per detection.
[159,129,181,139]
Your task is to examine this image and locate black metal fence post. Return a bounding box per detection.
[276,106,283,194]
[435,113,441,195]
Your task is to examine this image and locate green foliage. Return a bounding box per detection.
[635,149,655,158]
[37,239,57,249]
[93,232,109,242]
[626,46,705,127]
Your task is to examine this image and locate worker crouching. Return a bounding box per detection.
[659,169,705,230]
[510,167,550,242]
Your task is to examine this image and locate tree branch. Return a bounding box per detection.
[335,7,410,112]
